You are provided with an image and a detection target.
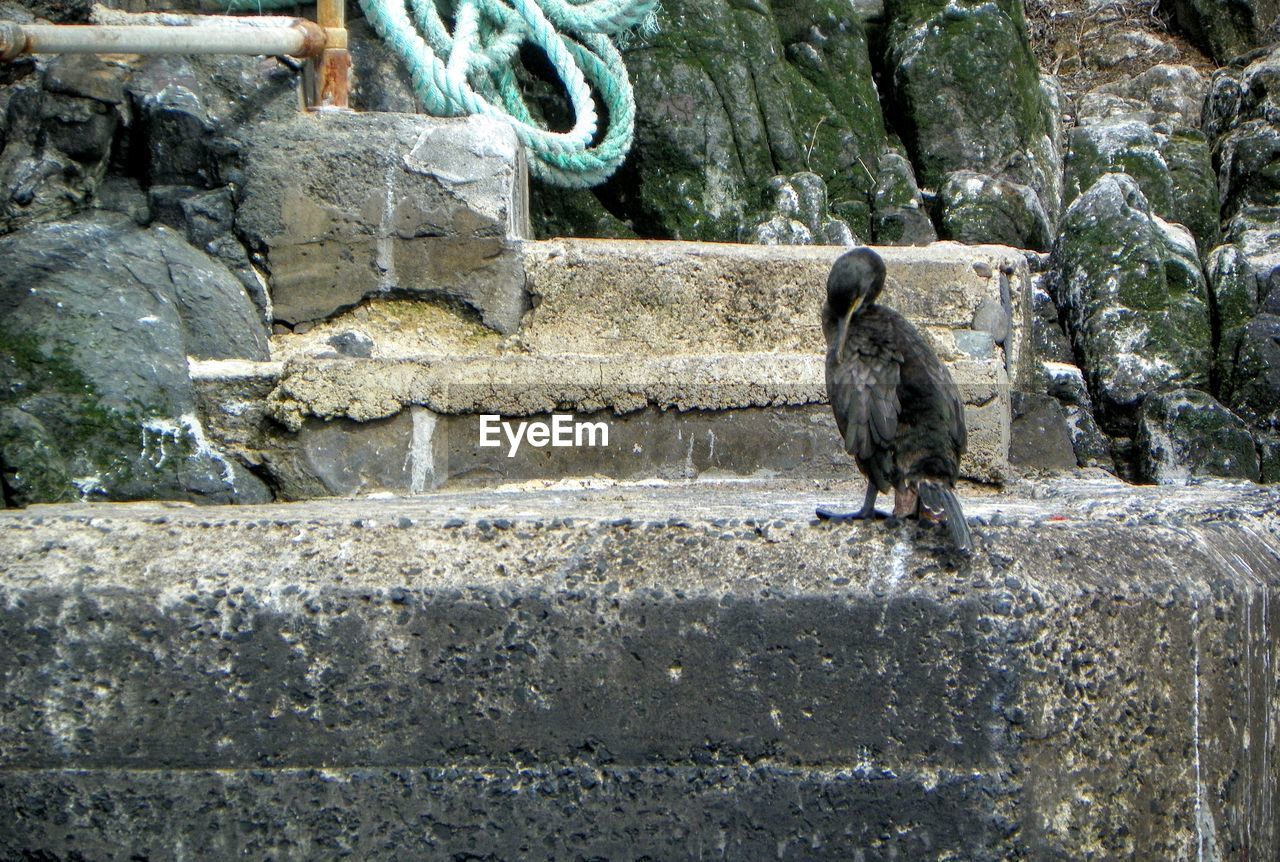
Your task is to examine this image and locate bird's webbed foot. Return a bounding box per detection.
[816,484,890,522]
[815,506,893,522]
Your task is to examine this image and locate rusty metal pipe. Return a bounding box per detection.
[311,0,350,109]
[0,18,326,61]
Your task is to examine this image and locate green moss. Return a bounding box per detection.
[1172,0,1255,64]
[1163,131,1220,252]
[0,329,182,503]
[1066,127,1219,254]
[1259,432,1280,483]
[771,0,886,236]
[891,3,1050,191]
[874,146,920,208]
[0,408,73,505]
[1065,127,1172,215]
[887,0,1030,37]
[1138,389,1259,482]
[1056,177,1213,394]
[534,0,891,241]
[1206,245,1258,335]
[528,185,638,240]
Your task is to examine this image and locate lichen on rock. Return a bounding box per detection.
[886,0,1061,232]
[1135,388,1260,484]
[0,214,271,505]
[1048,173,1212,433]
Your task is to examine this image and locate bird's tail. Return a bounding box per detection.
[917,481,973,554]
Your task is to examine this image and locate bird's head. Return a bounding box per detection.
[824,248,886,356]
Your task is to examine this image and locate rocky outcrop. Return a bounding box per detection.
[1038,361,1114,470]
[871,150,938,244]
[1075,64,1209,132]
[1219,314,1280,434]
[0,213,271,506]
[885,0,1061,248]
[751,172,855,246]
[1167,0,1280,64]
[1135,388,1261,483]
[939,170,1052,250]
[0,54,127,234]
[525,0,950,245]
[1048,174,1211,432]
[1064,123,1218,254]
[1064,64,1217,255]
[1188,47,1280,477]
[535,0,894,243]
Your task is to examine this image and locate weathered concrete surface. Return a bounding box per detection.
[520,239,1034,389]
[1,477,1278,860]
[194,352,1010,491]
[190,241,1027,495]
[235,113,530,332]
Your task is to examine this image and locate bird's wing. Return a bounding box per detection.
[949,381,968,455]
[829,344,901,460]
[932,366,967,456]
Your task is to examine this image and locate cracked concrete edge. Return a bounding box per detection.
[236,112,530,332]
[192,354,1012,483]
[254,352,1007,420]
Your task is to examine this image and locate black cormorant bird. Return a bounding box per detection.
[818,247,973,553]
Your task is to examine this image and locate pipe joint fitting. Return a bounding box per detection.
[0,22,30,62]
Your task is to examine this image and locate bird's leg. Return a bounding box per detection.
[816,482,891,522]
[892,487,917,519]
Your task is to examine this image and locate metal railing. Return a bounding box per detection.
[0,2,349,109]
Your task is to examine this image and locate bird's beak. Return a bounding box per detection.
[834,295,862,357]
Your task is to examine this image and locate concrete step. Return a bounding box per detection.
[194,240,1029,499]
[518,239,1031,380]
[2,476,1278,860]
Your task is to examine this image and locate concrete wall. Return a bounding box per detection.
[1,477,1278,859]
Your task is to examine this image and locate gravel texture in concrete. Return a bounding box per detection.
[1,476,1278,859]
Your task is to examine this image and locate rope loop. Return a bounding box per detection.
[231,0,658,186]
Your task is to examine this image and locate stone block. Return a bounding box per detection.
[204,351,1009,490]
[190,240,1026,494]
[235,112,530,332]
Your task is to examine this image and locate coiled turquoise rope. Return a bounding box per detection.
[230,0,657,187]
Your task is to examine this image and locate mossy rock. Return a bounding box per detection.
[1163,131,1220,253]
[1206,244,1260,335]
[534,0,891,241]
[1166,0,1280,65]
[0,214,271,505]
[1259,432,1280,483]
[0,407,73,506]
[939,170,1051,250]
[528,187,638,240]
[871,150,937,245]
[1219,313,1280,432]
[1065,122,1169,221]
[886,0,1058,219]
[1049,174,1212,433]
[1217,119,1280,220]
[1064,124,1215,252]
[750,172,856,245]
[1135,388,1261,483]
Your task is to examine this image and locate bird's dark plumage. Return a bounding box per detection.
[820,247,973,553]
